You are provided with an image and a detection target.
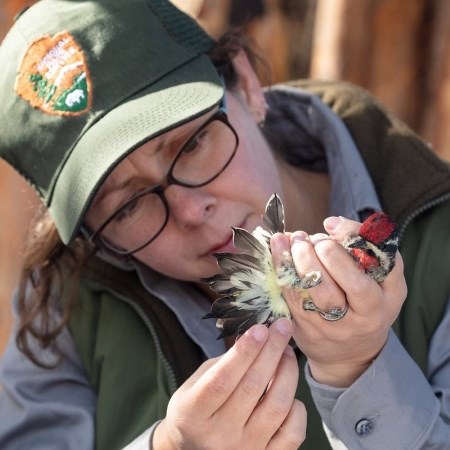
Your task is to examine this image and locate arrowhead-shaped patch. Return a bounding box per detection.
[15,31,92,115]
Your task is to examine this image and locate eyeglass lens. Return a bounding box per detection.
[98,114,237,254]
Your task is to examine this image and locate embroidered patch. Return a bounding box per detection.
[15,31,92,115]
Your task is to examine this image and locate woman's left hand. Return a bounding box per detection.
[270,216,408,388]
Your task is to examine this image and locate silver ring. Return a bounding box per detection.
[303,297,348,321]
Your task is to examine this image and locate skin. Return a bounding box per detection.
[271,220,407,388]
[155,320,306,450]
[87,91,284,282]
[84,51,407,448]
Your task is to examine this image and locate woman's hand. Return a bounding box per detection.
[153,319,306,450]
[270,216,407,388]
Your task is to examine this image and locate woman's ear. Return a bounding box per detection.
[231,50,267,125]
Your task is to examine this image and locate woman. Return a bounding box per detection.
[0,0,449,449]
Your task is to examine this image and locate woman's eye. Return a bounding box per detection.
[182,129,209,154]
[114,196,142,223]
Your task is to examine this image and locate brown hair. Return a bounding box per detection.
[15,29,267,367]
[16,207,93,367]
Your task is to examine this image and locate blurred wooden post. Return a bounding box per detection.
[0,163,39,353]
[311,0,450,161]
[0,0,40,355]
[420,0,450,159]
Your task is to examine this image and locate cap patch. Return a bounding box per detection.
[15,32,92,115]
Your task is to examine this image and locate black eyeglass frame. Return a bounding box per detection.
[87,101,239,255]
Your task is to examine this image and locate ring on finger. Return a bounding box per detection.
[302,297,348,321]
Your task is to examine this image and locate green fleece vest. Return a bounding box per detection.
[68,81,450,450]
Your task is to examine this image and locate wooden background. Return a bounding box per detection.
[1,0,449,355]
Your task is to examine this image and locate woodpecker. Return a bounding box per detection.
[202,194,398,338]
[342,211,398,283]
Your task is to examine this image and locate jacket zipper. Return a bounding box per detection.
[398,192,450,246]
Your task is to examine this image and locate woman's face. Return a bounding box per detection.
[85,90,284,281]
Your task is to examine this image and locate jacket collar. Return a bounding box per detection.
[273,80,450,227]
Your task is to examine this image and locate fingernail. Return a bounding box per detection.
[250,325,268,342]
[292,230,309,243]
[324,216,342,232]
[274,318,292,335]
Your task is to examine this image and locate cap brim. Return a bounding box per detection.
[50,55,223,244]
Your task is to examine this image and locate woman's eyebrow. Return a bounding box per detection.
[93,176,135,211]
[93,138,166,207]
[92,117,204,209]
[139,135,166,157]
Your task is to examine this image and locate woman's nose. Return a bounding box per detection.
[164,185,216,229]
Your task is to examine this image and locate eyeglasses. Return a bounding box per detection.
[88,102,239,255]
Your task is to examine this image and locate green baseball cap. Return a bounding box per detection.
[0,0,223,243]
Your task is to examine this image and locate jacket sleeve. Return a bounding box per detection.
[0,295,97,450]
[306,301,450,450]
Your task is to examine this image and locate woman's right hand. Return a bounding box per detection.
[152,319,306,450]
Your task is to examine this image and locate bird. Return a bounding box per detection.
[342,211,398,283]
[202,193,398,338]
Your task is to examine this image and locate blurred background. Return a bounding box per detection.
[1,0,450,355]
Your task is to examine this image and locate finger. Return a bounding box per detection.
[324,214,404,284]
[312,236,405,324]
[324,214,400,280]
[270,232,347,321]
[322,215,389,300]
[376,251,408,319]
[323,215,362,241]
[219,318,293,423]
[269,232,291,266]
[248,344,299,441]
[185,324,269,418]
[381,251,407,295]
[288,231,347,312]
[267,400,307,450]
[271,231,340,311]
[181,356,222,389]
[311,234,382,314]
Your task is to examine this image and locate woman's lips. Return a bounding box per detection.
[208,221,247,254]
[209,234,236,254]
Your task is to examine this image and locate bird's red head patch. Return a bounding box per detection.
[359,212,397,245]
[349,247,379,271]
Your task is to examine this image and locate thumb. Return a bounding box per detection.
[323,216,362,241]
